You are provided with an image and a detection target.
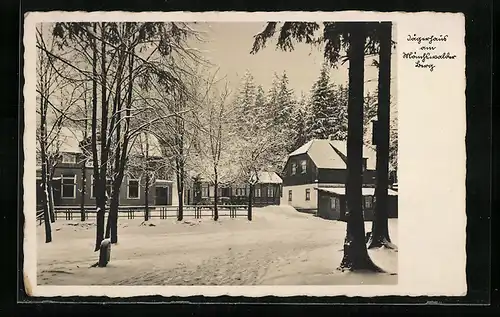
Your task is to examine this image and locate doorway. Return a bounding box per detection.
[155,187,169,205]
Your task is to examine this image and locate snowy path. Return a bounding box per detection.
[36,206,398,285]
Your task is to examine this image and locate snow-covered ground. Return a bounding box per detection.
[36,206,398,286]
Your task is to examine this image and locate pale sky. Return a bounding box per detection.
[189,22,397,99]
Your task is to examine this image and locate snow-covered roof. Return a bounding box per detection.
[315,186,398,196]
[54,127,83,153]
[46,126,164,158]
[257,171,282,184]
[128,132,163,158]
[289,140,314,157]
[156,179,173,186]
[288,139,377,170]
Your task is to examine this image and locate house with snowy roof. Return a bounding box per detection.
[188,171,282,206]
[36,127,175,208]
[281,136,398,221]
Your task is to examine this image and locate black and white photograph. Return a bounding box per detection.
[23,11,466,297]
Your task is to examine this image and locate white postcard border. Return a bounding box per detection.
[23,11,466,298]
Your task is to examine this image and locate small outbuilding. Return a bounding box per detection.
[315,186,398,221]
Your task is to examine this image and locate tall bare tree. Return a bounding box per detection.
[50,22,205,248]
[194,81,234,221]
[36,24,78,241]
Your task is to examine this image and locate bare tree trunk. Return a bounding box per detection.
[368,22,396,250]
[106,29,127,232]
[80,159,87,221]
[94,22,108,252]
[41,164,52,242]
[108,46,136,244]
[213,171,219,221]
[339,24,383,272]
[42,174,52,242]
[247,183,254,221]
[107,180,119,244]
[90,22,100,251]
[145,177,150,221]
[106,186,119,240]
[47,178,55,223]
[176,166,184,221]
[108,170,125,243]
[105,206,111,239]
[40,103,52,242]
[144,132,150,221]
[80,86,90,222]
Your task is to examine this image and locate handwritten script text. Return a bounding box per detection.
[402,34,457,72]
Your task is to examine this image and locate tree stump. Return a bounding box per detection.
[98,238,111,267]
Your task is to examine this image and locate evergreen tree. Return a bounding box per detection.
[330,83,349,140]
[237,70,257,114]
[290,92,309,151]
[307,64,348,141]
[275,72,295,127]
[266,71,296,153]
[254,85,266,113]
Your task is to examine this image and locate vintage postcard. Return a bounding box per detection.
[23,11,466,298]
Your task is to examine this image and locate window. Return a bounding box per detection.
[300,160,307,174]
[127,179,140,199]
[267,186,274,197]
[61,153,76,164]
[288,190,292,202]
[91,176,112,199]
[305,188,311,201]
[201,187,209,198]
[236,188,246,196]
[364,196,373,209]
[291,162,297,175]
[254,188,261,197]
[330,197,338,210]
[61,174,77,198]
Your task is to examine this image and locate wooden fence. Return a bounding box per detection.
[39,205,249,223]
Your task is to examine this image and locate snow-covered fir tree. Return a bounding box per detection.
[236,70,257,115]
[231,73,286,188]
[306,63,347,141]
[290,92,309,151]
[266,71,296,153]
[254,85,266,113]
